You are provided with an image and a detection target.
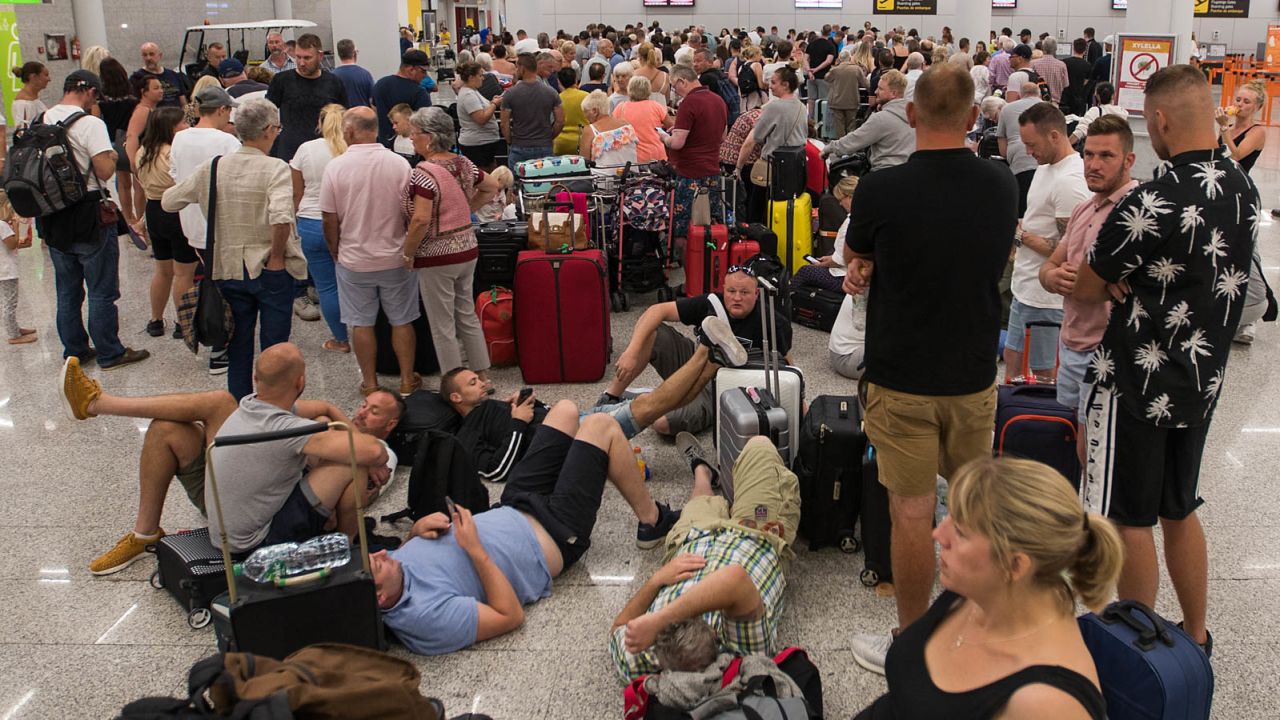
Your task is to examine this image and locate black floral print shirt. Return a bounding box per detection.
[1085,148,1259,428]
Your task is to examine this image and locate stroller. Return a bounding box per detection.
[607,162,679,311]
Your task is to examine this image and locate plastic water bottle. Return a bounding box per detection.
[634,447,653,481]
[287,533,351,576]
[234,542,298,584]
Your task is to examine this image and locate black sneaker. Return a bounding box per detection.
[172,323,184,339]
[636,501,680,550]
[100,347,151,371]
[209,349,229,376]
[145,319,164,337]
[697,316,748,367]
[675,431,719,487]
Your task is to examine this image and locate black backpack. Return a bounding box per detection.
[703,70,741,130]
[385,390,461,462]
[737,60,764,98]
[3,111,90,218]
[382,430,490,523]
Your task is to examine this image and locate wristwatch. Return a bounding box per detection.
[1013,227,1024,247]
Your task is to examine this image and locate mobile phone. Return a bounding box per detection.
[444,495,458,516]
[804,254,821,265]
[517,387,533,405]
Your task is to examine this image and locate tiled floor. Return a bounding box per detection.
[1,126,1276,719]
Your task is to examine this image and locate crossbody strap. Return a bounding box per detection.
[206,156,220,257]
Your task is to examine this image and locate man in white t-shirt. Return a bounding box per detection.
[169,85,241,374]
[1004,102,1089,382]
[40,70,150,370]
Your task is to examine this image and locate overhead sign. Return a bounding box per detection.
[873,0,937,14]
[1113,34,1177,115]
[1195,0,1249,18]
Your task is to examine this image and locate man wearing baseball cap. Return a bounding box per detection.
[373,49,433,147]
[219,58,268,99]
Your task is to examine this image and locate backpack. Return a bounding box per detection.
[118,643,442,719]
[706,71,741,130]
[737,60,764,98]
[625,647,823,720]
[385,389,461,462]
[382,430,489,523]
[2,111,90,218]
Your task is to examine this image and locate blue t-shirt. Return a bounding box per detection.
[383,506,553,655]
[332,63,375,107]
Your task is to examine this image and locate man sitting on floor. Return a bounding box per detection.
[439,315,750,482]
[609,433,799,681]
[601,269,792,436]
[61,343,401,572]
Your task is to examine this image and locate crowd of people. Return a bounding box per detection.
[1,15,1264,718]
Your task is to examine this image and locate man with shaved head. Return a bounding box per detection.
[131,41,187,107]
[319,107,418,396]
[1073,65,1259,659]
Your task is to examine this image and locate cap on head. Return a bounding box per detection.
[401,49,430,67]
[194,85,238,108]
[218,58,245,77]
[1011,44,1032,60]
[63,69,101,94]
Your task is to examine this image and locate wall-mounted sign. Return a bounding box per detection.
[1194,0,1249,18]
[1113,34,1177,116]
[873,0,937,14]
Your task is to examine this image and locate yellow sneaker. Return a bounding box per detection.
[59,357,102,421]
[89,529,164,575]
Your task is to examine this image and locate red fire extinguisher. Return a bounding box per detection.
[71,37,81,60]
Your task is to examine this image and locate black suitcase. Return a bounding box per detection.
[206,421,386,659]
[790,287,843,333]
[768,145,807,201]
[474,221,527,290]
[373,298,440,377]
[740,222,778,258]
[795,396,864,552]
[148,527,229,629]
[859,445,893,587]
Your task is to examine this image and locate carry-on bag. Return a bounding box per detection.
[528,188,590,251]
[514,154,593,195]
[994,321,1079,486]
[767,145,808,201]
[715,276,804,502]
[740,222,778,258]
[474,221,527,290]
[148,527,229,630]
[475,286,517,367]
[207,421,385,659]
[1078,600,1213,720]
[514,248,611,383]
[683,223,730,297]
[790,286,844,333]
[373,297,440,377]
[385,389,461,462]
[859,444,893,587]
[767,192,813,276]
[794,396,865,553]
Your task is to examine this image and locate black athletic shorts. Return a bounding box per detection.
[145,199,196,264]
[1082,385,1209,527]
[459,139,507,170]
[499,425,609,568]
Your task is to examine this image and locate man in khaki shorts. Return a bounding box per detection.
[608,434,800,681]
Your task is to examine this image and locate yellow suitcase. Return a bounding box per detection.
[767,193,813,276]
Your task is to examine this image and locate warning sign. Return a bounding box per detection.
[1114,35,1176,115]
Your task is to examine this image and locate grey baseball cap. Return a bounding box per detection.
[194,85,238,108]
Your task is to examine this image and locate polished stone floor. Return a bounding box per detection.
[0,130,1275,719]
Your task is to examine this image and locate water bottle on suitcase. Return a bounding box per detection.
[859,445,893,587]
[794,396,864,553]
[1078,600,1213,720]
[206,421,386,659]
[995,321,1079,486]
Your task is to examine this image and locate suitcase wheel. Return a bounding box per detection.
[149,569,163,589]
[610,291,624,313]
[839,536,861,554]
[187,607,211,630]
[860,568,880,587]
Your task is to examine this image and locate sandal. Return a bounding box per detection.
[8,333,37,345]
[360,384,379,397]
[323,339,350,353]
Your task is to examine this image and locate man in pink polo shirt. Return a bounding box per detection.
[320,106,419,397]
[1038,114,1138,441]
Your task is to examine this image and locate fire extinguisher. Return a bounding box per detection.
[71,36,81,60]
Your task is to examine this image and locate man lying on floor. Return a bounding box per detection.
[60,342,402,573]
[609,434,799,681]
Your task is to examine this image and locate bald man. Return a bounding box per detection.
[206,343,389,554]
[319,107,419,396]
[130,42,187,107]
[1073,65,1259,657]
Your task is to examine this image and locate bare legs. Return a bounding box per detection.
[1117,516,1209,644]
[540,401,660,526]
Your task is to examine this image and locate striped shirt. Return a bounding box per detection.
[609,528,785,682]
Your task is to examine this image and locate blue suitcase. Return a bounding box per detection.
[1078,600,1213,720]
[994,321,1079,487]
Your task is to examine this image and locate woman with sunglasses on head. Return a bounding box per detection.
[1215,79,1267,174]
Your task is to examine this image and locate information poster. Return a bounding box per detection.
[1113,34,1177,115]
[0,11,21,128]
[873,0,937,14]
[1194,0,1249,18]
[1266,24,1280,66]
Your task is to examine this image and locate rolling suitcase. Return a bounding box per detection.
[767,145,808,201]
[684,223,730,297]
[373,298,440,377]
[206,421,386,659]
[514,154,593,195]
[1078,600,1214,720]
[740,222,778,258]
[814,193,848,258]
[794,396,864,552]
[513,248,611,383]
[994,321,1079,487]
[790,286,843,333]
[474,221,527,290]
[148,527,229,630]
[859,444,893,587]
[714,276,804,502]
[767,192,813,276]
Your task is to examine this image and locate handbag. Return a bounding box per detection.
[177,156,234,354]
[527,183,589,250]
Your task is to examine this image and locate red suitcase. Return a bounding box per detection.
[514,249,611,383]
[684,224,730,297]
[728,237,761,269]
[475,286,517,367]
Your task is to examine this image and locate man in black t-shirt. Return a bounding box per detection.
[131,42,187,108]
[604,270,792,436]
[844,63,1017,675]
[264,33,348,162]
[806,28,837,113]
[1062,38,1093,117]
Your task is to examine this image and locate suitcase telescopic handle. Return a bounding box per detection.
[757,277,780,399]
[205,421,374,605]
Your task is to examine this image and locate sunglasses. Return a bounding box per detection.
[726,265,756,277]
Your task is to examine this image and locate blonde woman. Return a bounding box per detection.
[580,90,637,170]
[560,40,579,71]
[853,457,1122,720]
[183,75,222,127]
[80,45,110,77]
[850,41,875,73]
[633,42,669,102]
[613,75,672,163]
[1215,79,1267,174]
[737,44,767,111]
[291,103,350,352]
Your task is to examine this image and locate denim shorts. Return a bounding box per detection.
[1004,299,1064,372]
[585,400,640,440]
[1056,343,1093,414]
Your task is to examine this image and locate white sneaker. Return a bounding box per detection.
[1234,322,1256,345]
[851,632,893,675]
[293,296,320,321]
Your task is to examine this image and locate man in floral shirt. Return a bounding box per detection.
[1074,65,1258,656]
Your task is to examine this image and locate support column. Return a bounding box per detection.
[331,0,401,78]
[1127,0,1191,64]
[273,0,295,39]
[950,0,992,58]
[70,0,107,52]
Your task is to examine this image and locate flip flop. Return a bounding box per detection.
[323,339,350,353]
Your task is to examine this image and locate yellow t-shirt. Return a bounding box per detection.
[554,88,589,156]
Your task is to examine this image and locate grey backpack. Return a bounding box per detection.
[2,111,90,218]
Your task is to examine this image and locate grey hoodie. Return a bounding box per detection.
[643,652,804,715]
[823,97,916,171]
